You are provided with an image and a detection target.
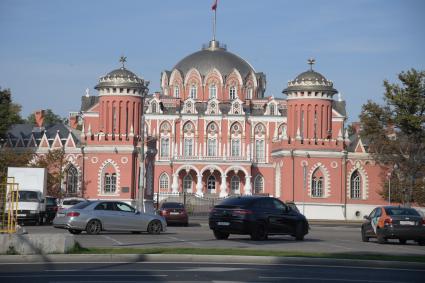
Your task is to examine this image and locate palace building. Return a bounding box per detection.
[5,37,392,220]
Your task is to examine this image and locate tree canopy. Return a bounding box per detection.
[359,69,425,206]
[0,88,24,139]
[26,109,63,126]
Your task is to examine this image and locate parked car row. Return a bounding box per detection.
[46,195,425,245]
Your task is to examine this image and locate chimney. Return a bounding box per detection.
[69,114,79,129]
[34,110,45,127]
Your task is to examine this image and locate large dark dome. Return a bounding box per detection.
[173,40,255,79]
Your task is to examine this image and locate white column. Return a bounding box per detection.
[219,174,228,198]
[196,174,203,197]
[171,173,179,194]
[244,175,252,195]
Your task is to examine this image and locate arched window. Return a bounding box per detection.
[159,173,169,191]
[183,175,192,192]
[207,138,217,156]
[311,176,323,197]
[184,138,193,156]
[269,104,275,115]
[231,175,240,193]
[229,86,237,100]
[247,87,253,99]
[104,173,117,194]
[255,139,265,160]
[207,175,216,192]
[350,170,361,199]
[231,139,240,156]
[174,85,180,98]
[209,84,217,99]
[254,175,264,194]
[190,84,197,99]
[65,165,78,195]
[151,102,157,113]
[160,137,169,157]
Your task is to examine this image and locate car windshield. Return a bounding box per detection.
[18,191,39,202]
[46,198,57,205]
[161,203,184,209]
[216,197,255,207]
[63,199,84,206]
[385,207,420,216]
[70,201,91,209]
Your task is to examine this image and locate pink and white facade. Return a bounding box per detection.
[5,39,399,219]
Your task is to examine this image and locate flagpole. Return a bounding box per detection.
[213,8,216,40]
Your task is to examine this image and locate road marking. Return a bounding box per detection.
[167,235,201,246]
[102,235,123,245]
[259,276,409,282]
[0,274,167,278]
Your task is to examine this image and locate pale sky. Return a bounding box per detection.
[1,0,424,123]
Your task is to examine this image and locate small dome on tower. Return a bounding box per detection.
[283,59,337,95]
[95,57,147,90]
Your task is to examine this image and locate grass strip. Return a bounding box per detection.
[68,244,425,263]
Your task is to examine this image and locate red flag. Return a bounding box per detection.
[211,0,218,10]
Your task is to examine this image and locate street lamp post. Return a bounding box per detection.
[137,85,149,212]
[387,172,391,205]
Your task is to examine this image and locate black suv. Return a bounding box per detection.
[209,196,309,241]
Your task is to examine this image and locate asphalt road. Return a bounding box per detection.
[0,260,424,283]
[23,219,425,256]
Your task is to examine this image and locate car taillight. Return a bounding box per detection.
[160,210,168,215]
[233,209,253,216]
[66,212,80,217]
[421,218,425,225]
[384,217,393,225]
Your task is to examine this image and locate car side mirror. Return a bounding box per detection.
[135,211,140,215]
[363,215,370,220]
[41,199,45,204]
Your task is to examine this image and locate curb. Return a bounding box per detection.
[0,254,424,269]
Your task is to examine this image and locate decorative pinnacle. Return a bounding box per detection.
[307,58,316,71]
[119,56,127,69]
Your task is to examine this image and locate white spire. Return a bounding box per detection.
[80,123,86,138]
[337,128,343,141]
[296,127,301,140]
[129,124,134,137]
[87,124,92,136]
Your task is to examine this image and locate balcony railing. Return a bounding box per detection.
[158,155,267,163]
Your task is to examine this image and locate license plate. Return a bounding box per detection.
[170,212,179,215]
[17,214,26,217]
[400,221,415,225]
[218,221,230,226]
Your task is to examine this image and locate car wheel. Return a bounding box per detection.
[213,230,229,240]
[86,220,102,235]
[250,223,268,241]
[68,229,82,235]
[417,240,425,246]
[377,231,387,244]
[131,231,141,234]
[184,222,189,227]
[295,223,305,241]
[399,239,407,245]
[147,220,162,234]
[361,227,369,242]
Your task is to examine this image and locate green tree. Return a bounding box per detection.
[0,148,35,182]
[0,88,24,139]
[31,149,66,198]
[359,69,425,206]
[26,109,63,126]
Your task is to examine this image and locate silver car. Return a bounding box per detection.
[53,200,167,235]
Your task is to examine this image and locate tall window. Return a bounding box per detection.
[231,139,240,156]
[207,138,217,156]
[314,111,318,139]
[159,173,169,190]
[183,175,192,192]
[350,171,361,199]
[160,137,169,157]
[231,175,240,193]
[151,102,157,113]
[269,105,275,115]
[247,87,253,99]
[174,85,180,98]
[209,84,217,99]
[184,138,193,156]
[112,106,117,133]
[207,175,216,192]
[300,110,304,138]
[311,176,323,197]
[66,165,78,194]
[254,175,264,194]
[104,173,117,194]
[255,139,265,160]
[229,86,237,100]
[190,84,197,99]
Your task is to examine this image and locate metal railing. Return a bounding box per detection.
[0,177,19,234]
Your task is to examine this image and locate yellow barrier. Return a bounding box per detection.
[0,177,19,234]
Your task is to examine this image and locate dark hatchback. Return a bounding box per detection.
[209,196,309,241]
[362,206,425,245]
[159,202,189,226]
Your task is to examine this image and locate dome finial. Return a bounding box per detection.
[307,58,316,71]
[119,56,127,69]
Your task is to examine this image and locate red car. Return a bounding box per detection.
[159,202,189,226]
[361,206,425,245]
